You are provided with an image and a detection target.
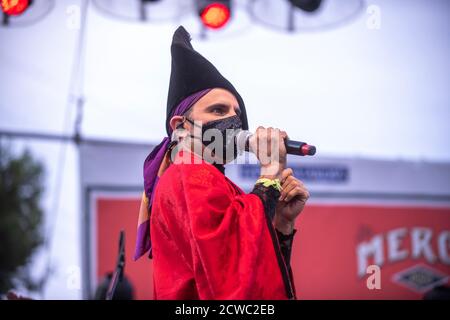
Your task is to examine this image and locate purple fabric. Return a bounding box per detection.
[134,220,151,260]
[143,88,212,207]
[135,88,212,260]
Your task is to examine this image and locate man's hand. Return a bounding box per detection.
[250,127,309,233]
[249,127,288,178]
[274,168,310,234]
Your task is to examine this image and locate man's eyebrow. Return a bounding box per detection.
[207,103,228,109]
[206,103,241,114]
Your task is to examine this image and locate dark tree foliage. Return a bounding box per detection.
[0,145,45,294]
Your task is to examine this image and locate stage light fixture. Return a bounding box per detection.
[249,0,364,33]
[92,0,187,23]
[288,0,322,13]
[1,0,53,27]
[1,0,30,16]
[197,0,231,30]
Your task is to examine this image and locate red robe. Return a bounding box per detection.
[150,150,296,300]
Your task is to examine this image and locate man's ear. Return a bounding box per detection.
[169,116,185,132]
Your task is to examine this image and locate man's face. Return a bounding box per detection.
[170,88,242,163]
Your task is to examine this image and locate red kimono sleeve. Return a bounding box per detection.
[151,160,295,300]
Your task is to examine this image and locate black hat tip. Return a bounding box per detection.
[172,25,193,49]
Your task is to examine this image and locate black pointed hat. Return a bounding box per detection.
[166,26,249,135]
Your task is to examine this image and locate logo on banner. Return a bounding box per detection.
[356,227,450,292]
[392,264,449,293]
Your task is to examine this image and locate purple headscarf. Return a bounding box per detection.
[134,88,212,260]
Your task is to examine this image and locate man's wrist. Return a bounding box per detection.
[274,215,295,235]
[260,166,282,179]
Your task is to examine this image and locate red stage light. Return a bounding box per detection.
[1,0,30,16]
[200,3,230,29]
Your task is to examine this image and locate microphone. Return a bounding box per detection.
[236,130,316,156]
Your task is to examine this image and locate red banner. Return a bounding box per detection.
[96,198,450,300]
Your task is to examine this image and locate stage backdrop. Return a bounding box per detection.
[80,141,450,300]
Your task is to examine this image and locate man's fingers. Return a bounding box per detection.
[279,176,309,202]
[255,127,290,168]
[267,127,274,156]
[256,126,267,164]
[281,168,294,183]
[278,129,287,155]
[279,177,298,201]
[284,185,310,203]
[281,176,295,191]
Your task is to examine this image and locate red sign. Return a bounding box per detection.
[294,205,450,299]
[96,198,450,300]
[96,198,153,300]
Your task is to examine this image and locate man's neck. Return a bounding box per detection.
[172,147,226,175]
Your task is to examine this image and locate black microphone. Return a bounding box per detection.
[236,130,316,156]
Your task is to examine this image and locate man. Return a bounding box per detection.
[134,26,309,300]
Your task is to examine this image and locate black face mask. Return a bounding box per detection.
[183,115,243,164]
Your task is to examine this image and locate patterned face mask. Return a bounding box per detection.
[184,115,243,164]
